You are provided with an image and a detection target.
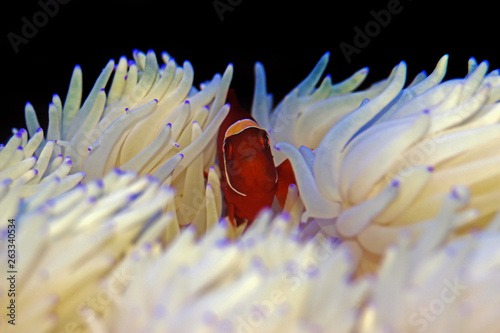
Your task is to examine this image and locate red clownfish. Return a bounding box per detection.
[216,89,296,227]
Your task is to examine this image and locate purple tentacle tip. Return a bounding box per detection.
[251,256,264,269]
[215,238,231,248]
[274,145,280,151]
[307,266,320,278]
[427,165,434,172]
[423,109,430,114]
[143,242,152,252]
[17,146,23,150]
[129,193,140,201]
[391,179,400,188]
[451,187,460,200]
[219,218,229,228]
[154,99,159,103]
[36,127,43,133]
[146,174,156,182]
[281,211,291,221]
[185,100,190,104]
[15,132,23,138]
[179,153,184,158]
[88,147,92,152]
[66,159,73,165]
[33,169,39,175]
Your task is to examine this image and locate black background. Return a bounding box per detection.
[3,0,497,143]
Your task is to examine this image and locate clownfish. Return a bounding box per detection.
[216,89,296,226]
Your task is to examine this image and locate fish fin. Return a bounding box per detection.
[276,158,297,208]
[226,202,237,227]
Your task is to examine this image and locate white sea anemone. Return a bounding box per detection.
[265,54,500,273]
[1,50,499,332]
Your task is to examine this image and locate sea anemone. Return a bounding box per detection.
[267,54,500,273]
[1,50,499,332]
